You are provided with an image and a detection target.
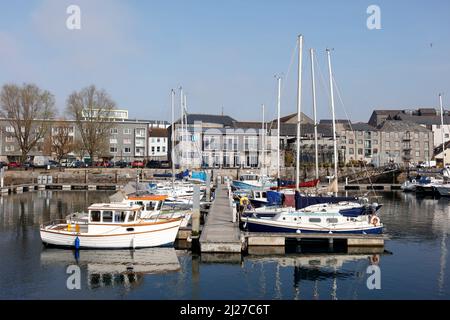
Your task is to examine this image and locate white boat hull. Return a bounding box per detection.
[40,219,181,249]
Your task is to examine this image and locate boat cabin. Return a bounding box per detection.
[126,195,167,213]
[240,174,259,182]
[87,203,142,224]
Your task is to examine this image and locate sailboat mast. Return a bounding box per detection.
[310,48,319,180]
[171,89,175,190]
[295,35,303,191]
[262,103,266,176]
[440,93,445,164]
[326,49,338,189]
[184,94,188,143]
[179,86,184,168]
[277,76,282,180]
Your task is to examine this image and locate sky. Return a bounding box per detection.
[0,0,449,123]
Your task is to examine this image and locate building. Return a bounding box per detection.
[376,120,433,166]
[0,114,168,163]
[340,122,380,165]
[148,127,169,160]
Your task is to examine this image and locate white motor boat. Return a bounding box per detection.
[40,203,182,249]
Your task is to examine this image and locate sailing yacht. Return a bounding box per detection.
[241,37,383,235]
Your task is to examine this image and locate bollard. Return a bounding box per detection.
[192,184,201,237]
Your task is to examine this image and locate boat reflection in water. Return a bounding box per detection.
[40,248,181,289]
[245,247,382,300]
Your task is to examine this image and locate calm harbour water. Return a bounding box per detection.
[0,190,449,300]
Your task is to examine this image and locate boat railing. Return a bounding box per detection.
[40,219,68,229]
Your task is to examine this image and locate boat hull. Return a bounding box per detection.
[435,186,450,197]
[242,217,383,234]
[40,219,181,249]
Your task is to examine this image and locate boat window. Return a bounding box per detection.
[114,211,126,223]
[326,218,338,224]
[102,211,113,223]
[262,192,267,198]
[127,211,137,222]
[145,201,156,211]
[309,218,321,223]
[157,201,163,210]
[90,211,101,222]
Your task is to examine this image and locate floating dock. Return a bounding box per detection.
[199,184,242,253]
[0,183,119,195]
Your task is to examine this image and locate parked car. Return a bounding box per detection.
[131,160,144,168]
[0,161,8,169]
[7,162,21,169]
[114,160,129,168]
[70,160,87,168]
[95,160,113,168]
[146,160,160,168]
[23,161,34,169]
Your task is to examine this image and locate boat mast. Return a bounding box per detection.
[171,89,175,190]
[310,48,319,181]
[184,94,188,155]
[179,86,184,169]
[295,35,303,191]
[277,76,282,180]
[262,103,266,176]
[326,49,338,194]
[440,93,445,165]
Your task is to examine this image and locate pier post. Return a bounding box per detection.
[206,172,211,202]
[192,184,201,237]
[0,167,4,188]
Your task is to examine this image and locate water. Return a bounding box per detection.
[0,190,449,299]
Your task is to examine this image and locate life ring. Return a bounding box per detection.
[370,216,380,226]
[240,197,249,206]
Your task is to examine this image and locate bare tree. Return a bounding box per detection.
[51,120,74,163]
[0,83,56,163]
[73,137,86,161]
[66,85,116,166]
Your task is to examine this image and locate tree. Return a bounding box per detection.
[51,121,74,163]
[0,83,56,163]
[66,85,116,166]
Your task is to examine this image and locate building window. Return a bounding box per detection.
[357,148,363,155]
[110,138,117,144]
[124,147,131,153]
[110,128,118,134]
[157,146,160,152]
[5,126,14,133]
[244,136,258,151]
[5,145,14,152]
[124,128,131,135]
[123,139,131,144]
[348,139,354,144]
[349,148,354,155]
[157,138,160,143]
[5,136,14,143]
[162,146,166,152]
[386,141,390,148]
[135,128,146,137]
[416,151,420,157]
[110,147,117,153]
[373,140,378,145]
[358,140,363,145]
[445,134,449,139]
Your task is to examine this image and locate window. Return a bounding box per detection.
[145,202,156,211]
[135,128,145,137]
[244,136,258,151]
[358,140,363,145]
[445,134,449,139]
[157,146,160,152]
[123,128,131,135]
[5,136,14,142]
[358,148,363,155]
[348,139,354,144]
[162,146,166,152]
[113,211,126,223]
[123,138,131,144]
[124,147,131,153]
[373,140,378,145]
[102,211,113,223]
[395,142,399,148]
[349,148,354,155]
[373,148,378,154]
[110,128,118,134]
[110,138,117,144]
[415,133,419,139]
[416,151,420,157]
[157,138,160,143]
[110,147,117,153]
[326,218,338,224]
[91,211,101,222]
[415,142,420,149]
[5,145,14,152]
[386,141,390,148]
[127,211,136,222]
[309,218,321,223]
[5,126,14,133]
[151,146,155,153]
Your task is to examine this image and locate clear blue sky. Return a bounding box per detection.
[1,0,449,123]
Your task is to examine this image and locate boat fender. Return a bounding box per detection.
[74,236,80,249]
[239,197,249,206]
[370,216,380,226]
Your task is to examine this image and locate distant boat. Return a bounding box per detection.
[232,173,277,190]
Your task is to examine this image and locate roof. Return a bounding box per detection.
[184,114,236,126]
[394,113,450,126]
[347,122,377,131]
[272,123,333,137]
[88,203,141,211]
[271,112,314,125]
[376,120,432,132]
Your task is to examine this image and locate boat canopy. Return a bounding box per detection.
[294,191,357,210]
[267,191,283,206]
